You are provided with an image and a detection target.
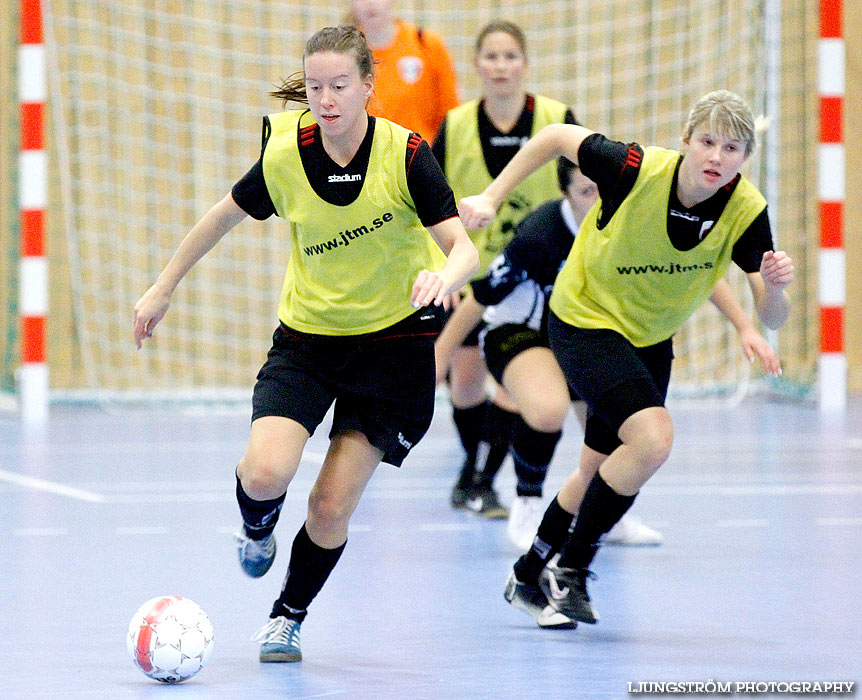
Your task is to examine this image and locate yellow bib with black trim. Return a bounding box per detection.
[549,146,767,346]
[262,111,446,335]
[443,96,568,278]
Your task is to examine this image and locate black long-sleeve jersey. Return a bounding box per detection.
[472,197,577,331]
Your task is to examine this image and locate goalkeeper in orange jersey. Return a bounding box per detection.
[350,0,459,141]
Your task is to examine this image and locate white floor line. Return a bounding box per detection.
[716,518,769,528]
[107,493,235,504]
[816,517,862,526]
[0,469,105,502]
[115,526,170,535]
[99,481,862,504]
[418,523,476,532]
[647,484,862,496]
[14,527,68,536]
[103,490,452,503]
[218,524,370,534]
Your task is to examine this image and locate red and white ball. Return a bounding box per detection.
[127,595,214,683]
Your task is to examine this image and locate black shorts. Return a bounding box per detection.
[482,322,584,402]
[548,312,673,455]
[480,324,546,385]
[252,308,443,467]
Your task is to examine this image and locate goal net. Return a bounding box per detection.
[16,0,816,404]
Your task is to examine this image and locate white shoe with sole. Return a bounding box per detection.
[604,515,663,546]
[507,496,544,551]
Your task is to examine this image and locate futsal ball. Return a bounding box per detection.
[127,595,214,684]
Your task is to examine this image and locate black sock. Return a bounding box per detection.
[513,496,575,584]
[557,472,636,570]
[474,403,518,484]
[510,419,561,497]
[452,401,488,477]
[236,472,285,540]
[272,524,346,622]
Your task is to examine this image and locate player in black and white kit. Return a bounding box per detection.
[133,26,478,662]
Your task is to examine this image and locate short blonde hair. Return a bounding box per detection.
[682,90,757,156]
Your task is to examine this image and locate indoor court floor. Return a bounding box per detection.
[1,395,860,699]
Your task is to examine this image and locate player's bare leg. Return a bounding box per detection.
[255,431,382,662]
[234,416,309,578]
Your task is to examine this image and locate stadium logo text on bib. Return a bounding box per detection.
[328,173,362,183]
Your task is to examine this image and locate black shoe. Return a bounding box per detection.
[466,482,509,519]
[450,462,475,509]
[504,570,577,629]
[539,563,599,624]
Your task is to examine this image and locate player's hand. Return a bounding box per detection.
[760,250,794,292]
[411,269,453,310]
[444,291,461,310]
[738,327,781,377]
[133,285,171,349]
[458,194,498,230]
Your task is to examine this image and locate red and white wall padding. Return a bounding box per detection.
[818,0,845,411]
[19,0,48,421]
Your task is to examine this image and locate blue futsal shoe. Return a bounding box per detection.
[233,526,276,578]
[251,616,302,662]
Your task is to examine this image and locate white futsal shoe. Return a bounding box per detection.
[604,515,663,546]
[507,496,545,550]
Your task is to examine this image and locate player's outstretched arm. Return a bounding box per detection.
[133,193,248,348]
[434,291,486,384]
[458,123,594,230]
[412,216,479,310]
[747,250,794,330]
[709,277,781,377]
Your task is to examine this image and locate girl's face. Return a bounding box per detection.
[564,170,599,223]
[474,31,527,99]
[351,0,395,30]
[680,125,748,198]
[304,51,373,139]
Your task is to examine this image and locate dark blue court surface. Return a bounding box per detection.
[1,397,860,699]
